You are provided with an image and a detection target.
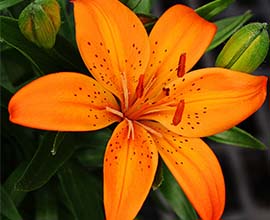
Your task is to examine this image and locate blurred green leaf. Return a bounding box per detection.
[75,147,105,168]
[196,0,234,20]
[0,86,13,109]
[159,164,197,220]
[208,126,267,150]
[75,128,111,167]
[122,0,152,14]
[0,16,87,75]
[58,0,75,45]
[138,13,157,33]
[0,48,36,93]
[207,11,253,51]
[0,185,23,220]
[0,0,23,10]
[3,163,28,206]
[152,159,164,191]
[58,161,104,220]
[15,132,75,191]
[35,185,58,220]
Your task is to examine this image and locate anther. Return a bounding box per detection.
[172,100,185,126]
[136,74,144,98]
[177,53,186,78]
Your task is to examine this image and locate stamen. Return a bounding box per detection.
[120,72,129,111]
[135,121,163,138]
[172,100,185,126]
[106,107,124,118]
[126,118,135,140]
[177,53,186,78]
[135,74,144,98]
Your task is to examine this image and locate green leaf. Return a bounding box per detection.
[35,185,58,220]
[0,48,36,93]
[0,16,86,75]
[196,0,234,20]
[1,106,36,160]
[159,164,197,220]
[0,185,23,220]
[58,161,104,220]
[15,132,75,191]
[75,128,112,167]
[207,11,253,51]
[208,126,267,150]
[0,0,23,11]
[0,86,13,109]
[122,0,152,14]
[3,163,28,206]
[58,0,75,45]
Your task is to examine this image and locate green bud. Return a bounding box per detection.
[215,22,269,73]
[18,0,61,49]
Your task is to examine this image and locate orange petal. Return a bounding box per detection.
[73,0,150,106]
[143,121,225,220]
[8,72,120,131]
[104,120,158,220]
[144,4,216,91]
[141,68,267,137]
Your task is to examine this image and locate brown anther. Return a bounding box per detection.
[173,100,185,125]
[136,74,145,98]
[177,53,186,78]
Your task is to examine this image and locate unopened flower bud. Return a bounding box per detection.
[18,0,61,49]
[215,22,269,73]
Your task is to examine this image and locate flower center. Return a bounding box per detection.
[105,53,187,139]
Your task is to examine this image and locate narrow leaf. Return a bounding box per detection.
[208,126,267,150]
[207,11,253,51]
[196,0,234,20]
[0,0,23,11]
[3,163,28,206]
[159,164,197,220]
[75,128,112,167]
[35,185,58,220]
[15,132,75,191]
[0,185,23,220]
[0,48,36,92]
[58,161,104,220]
[58,0,76,45]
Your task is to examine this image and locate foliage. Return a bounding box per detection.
[0,0,268,219]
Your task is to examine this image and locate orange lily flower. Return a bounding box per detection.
[8,0,267,219]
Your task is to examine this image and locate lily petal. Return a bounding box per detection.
[74,0,150,106]
[144,121,225,220]
[104,120,158,220]
[141,68,267,137]
[145,4,216,89]
[8,72,120,131]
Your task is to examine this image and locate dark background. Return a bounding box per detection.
[146,0,270,219]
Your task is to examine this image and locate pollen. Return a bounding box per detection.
[173,100,185,126]
[177,53,186,78]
